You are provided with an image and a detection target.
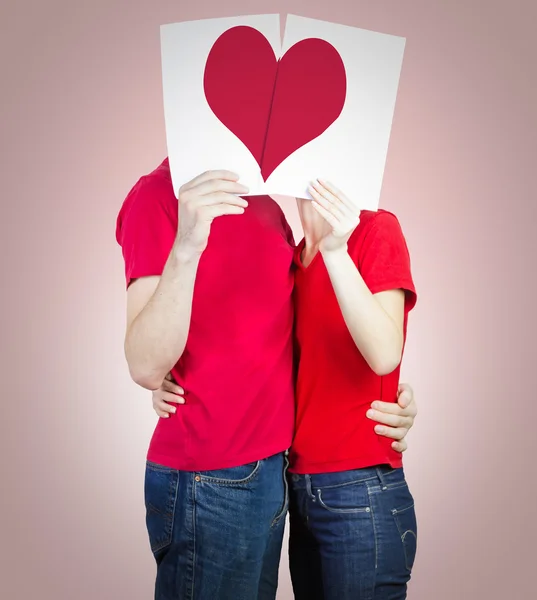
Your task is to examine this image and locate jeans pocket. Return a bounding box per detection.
[199,460,261,486]
[391,498,417,571]
[144,462,179,554]
[317,480,371,514]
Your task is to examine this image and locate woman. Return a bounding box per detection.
[287,180,418,599]
[152,180,418,599]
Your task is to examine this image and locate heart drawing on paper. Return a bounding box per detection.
[203,26,347,181]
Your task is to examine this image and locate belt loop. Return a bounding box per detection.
[305,474,316,500]
[376,467,389,491]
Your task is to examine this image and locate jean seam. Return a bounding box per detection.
[367,484,379,571]
[314,475,378,490]
[392,502,415,515]
[402,530,417,571]
[198,460,262,486]
[168,473,179,553]
[317,490,370,514]
[392,508,417,571]
[271,455,289,527]
[147,469,179,554]
[146,461,176,473]
[188,476,197,600]
[368,482,408,495]
[392,500,417,571]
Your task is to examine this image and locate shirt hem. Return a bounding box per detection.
[288,454,403,474]
[147,441,292,472]
[368,279,417,310]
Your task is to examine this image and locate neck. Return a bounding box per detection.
[296,198,325,249]
[303,231,322,253]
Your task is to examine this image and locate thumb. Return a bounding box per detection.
[397,386,410,409]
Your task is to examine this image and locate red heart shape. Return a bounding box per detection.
[204,26,347,181]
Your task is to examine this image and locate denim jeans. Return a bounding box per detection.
[144,452,289,600]
[288,466,417,600]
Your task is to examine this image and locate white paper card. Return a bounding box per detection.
[160,14,406,210]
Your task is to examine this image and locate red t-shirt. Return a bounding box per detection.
[116,159,296,471]
[289,210,417,474]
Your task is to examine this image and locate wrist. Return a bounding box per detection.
[320,244,349,261]
[172,239,203,265]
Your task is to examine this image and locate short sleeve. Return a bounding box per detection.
[282,214,296,247]
[355,211,417,312]
[115,175,178,288]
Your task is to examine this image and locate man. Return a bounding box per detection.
[116,158,417,600]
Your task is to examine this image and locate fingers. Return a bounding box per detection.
[310,197,341,228]
[371,399,415,418]
[367,407,413,429]
[154,399,176,418]
[374,425,409,441]
[203,203,247,219]
[398,381,412,396]
[312,180,348,214]
[308,180,360,233]
[181,170,241,192]
[197,191,249,208]
[309,182,347,221]
[179,174,249,214]
[397,383,417,416]
[318,179,356,213]
[317,179,343,199]
[152,375,185,418]
[162,378,184,395]
[154,407,171,418]
[153,391,185,418]
[397,390,410,409]
[311,179,357,216]
[159,391,185,404]
[154,404,173,418]
[192,178,249,197]
[392,439,408,453]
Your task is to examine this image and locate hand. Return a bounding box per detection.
[366,383,417,452]
[177,170,249,256]
[307,179,361,253]
[152,373,186,418]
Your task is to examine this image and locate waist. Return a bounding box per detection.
[289,399,402,474]
[148,375,295,471]
[288,464,406,490]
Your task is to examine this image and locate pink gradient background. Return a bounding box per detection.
[1,0,536,598]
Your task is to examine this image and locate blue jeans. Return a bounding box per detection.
[288,466,417,600]
[144,452,289,600]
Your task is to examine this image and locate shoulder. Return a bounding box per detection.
[349,209,409,261]
[121,158,176,216]
[358,209,404,237]
[116,159,177,244]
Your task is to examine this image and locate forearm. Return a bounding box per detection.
[125,243,200,389]
[322,247,403,375]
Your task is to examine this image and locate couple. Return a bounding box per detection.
[116,159,418,600]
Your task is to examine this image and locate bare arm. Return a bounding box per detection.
[125,246,200,390]
[123,170,248,390]
[322,249,405,375]
[306,179,408,376]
